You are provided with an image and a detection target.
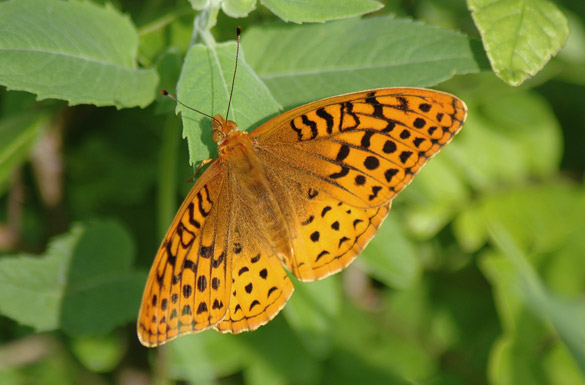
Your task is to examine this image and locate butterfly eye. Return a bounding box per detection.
[212,130,226,144]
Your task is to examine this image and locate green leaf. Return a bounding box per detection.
[482,226,585,381]
[283,276,340,357]
[189,0,211,9]
[327,300,432,384]
[189,0,256,17]
[168,333,226,385]
[240,321,323,385]
[176,42,281,165]
[448,90,562,192]
[262,0,382,23]
[360,216,421,289]
[222,0,256,17]
[243,16,487,108]
[0,113,47,194]
[0,0,158,108]
[402,150,470,238]
[0,220,146,336]
[169,321,321,384]
[70,335,125,373]
[137,8,193,65]
[469,0,570,86]
[453,184,584,254]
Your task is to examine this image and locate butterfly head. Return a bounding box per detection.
[212,114,239,145]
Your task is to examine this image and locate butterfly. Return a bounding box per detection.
[136,84,467,347]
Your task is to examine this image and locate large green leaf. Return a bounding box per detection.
[176,42,281,165]
[483,226,585,382]
[262,0,382,23]
[0,0,158,108]
[469,0,570,86]
[283,276,341,357]
[454,184,584,254]
[360,216,421,289]
[243,16,487,108]
[445,90,562,192]
[0,221,146,335]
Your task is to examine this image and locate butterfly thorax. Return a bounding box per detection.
[212,114,296,265]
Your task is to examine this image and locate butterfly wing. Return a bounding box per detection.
[137,160,235,347]
[139,88,467,344]
[212,207,294,334]
[251,88,467,280]
[137,159,295,346]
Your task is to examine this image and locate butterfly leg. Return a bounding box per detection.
[187,158,215,183]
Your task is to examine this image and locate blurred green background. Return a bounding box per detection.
[0,0,584,384]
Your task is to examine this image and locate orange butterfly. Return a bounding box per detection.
[137,35,467,349]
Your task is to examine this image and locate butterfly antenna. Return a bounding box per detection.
[160,90,221,126]
[225,26,241,121]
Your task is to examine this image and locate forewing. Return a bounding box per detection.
[137,161,232,347]
[251,88,467,209]
[251,88,466,280]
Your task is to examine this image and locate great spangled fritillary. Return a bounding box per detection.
[136,85,467,347]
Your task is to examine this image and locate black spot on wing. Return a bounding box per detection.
[329,165,350,179]
[301,115,318,139]
[385,168,399,183]
[336,145,350,161]
[316,108,334,134]
[200,245,213,259]
[197,190,210,217]
[197,302,208,314]
[413,118,426,128]
[364,156,379,170]
[187,203,201,229]
[259,268,268,279]
[212,251,225,268]
[310,231,320,242]
[301,215,315,226]
[355,174,366,186]
[418,103,431,112]
[369,186,382,201]
[308,188,319,199]
[399,151,413,164]
[361,131,374,148]
[290,120,303,140]
[396,97,409,111]
[182,305,192,316]
[315,250,330,262]
[197,276,207,292]
[183,284,193,298]
[249,300,260,311]
[383,140,397,154]
[184,259,197,272]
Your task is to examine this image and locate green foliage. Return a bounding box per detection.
[0,220,145,334]
[261,0,383,23]
[0,0,158,108]
[178,42,281,163]
[0,113,47,195]
[0,0,584,384]
[244,17,488,107]
[468,0,570,86]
